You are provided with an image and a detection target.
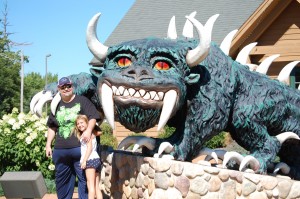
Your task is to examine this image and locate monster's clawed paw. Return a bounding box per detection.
[273,162,291,175]
[117,136,156,152]
[30,90,58,117]
[153,142,174,159]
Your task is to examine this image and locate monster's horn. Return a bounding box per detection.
[86,13,108,62]
[235,42,257,65]
[220,29,238,55]
[185,14,219,67]
[167,16,177,39]
[255,54,280,75]
[182,11,197,38]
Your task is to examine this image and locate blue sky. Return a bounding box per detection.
[3,0,135,79]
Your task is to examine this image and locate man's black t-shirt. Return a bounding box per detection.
[47,95,100,149]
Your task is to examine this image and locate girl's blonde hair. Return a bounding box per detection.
[74,114,89,140]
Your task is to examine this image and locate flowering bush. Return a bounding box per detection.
[0,108,55,179]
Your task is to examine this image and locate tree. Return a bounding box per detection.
[23,72,58,113]
[0,32,21,117]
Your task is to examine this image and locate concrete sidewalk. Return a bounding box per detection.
[0,192,78,199]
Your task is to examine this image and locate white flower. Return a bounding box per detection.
[35,161,40,167]
[18,112,25,120]
[12,122,21,130]
[26,128,33,134]
[34,146,40,152]
[17,133,26,139]
[30,132,38,140]
[48,164,55,170]
[18,119,25,126]
[25,136,33,144]
[44,131,48,137]
[2,115,9,121]
[8,118,16,126]
[12,107,18,113]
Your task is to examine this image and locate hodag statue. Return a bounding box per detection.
[31,12,300,179]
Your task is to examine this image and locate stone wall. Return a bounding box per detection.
[100,150,300,199]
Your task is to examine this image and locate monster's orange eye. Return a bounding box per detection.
[117,57,132,67]
[154,61,170,70]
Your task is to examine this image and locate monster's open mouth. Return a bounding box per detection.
[100,82,178,131]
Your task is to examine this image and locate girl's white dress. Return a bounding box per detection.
[80,136,100,163]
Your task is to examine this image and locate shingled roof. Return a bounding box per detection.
[90,0,264,65]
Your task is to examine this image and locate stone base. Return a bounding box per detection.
[100,150,300,199]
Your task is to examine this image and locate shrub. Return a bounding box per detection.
[158,125,176,138]
[0,108,55,180]
[100,122,118,149]
[203,132,226,149]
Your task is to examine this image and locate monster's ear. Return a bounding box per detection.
[90,67,105,77]
[184,73,200,85]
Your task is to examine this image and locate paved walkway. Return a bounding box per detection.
[0,192,78,199]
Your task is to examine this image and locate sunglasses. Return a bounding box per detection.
[59,84,72,90]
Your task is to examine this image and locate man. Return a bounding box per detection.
[46,77,100,199]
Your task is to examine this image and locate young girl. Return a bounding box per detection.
[74,115,103,199]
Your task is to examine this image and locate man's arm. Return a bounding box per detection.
[46,127,56,158]
[81,118,96,143]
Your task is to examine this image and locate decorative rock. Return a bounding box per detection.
[209,176,222,192]
[186,191,203,198]
[203,166,220,175]
[190,176,209,195]
[236,183,242,196]
[249,192,267,199]
[229,170,243,183]
[129,177,135,187]
[242,179,256,196]
[202,173,211,181]
[143,175,151,187]
[143,189,149,199]
[244,173,260,184]
[171,162,184,176]
[148,158,171,172]
[272,188,279,197]
[147,166,155,179]
[266,190,273,198]
[154,172,169,190]
[220,180,236,199]
[123,184,131,198]
[131,186,138,199]
[218,169,229,182]
[174,176,190,197]
[261,176,278,190]
[256,183,263,192]
[151,189,168,199]
[166,187,182,199]
[201,192,220,199]
[137,187,144,198]
[288,181,300,199]
[136,172,144,188]
[184,163,205,178]
[141,163,149,175]
[278,180,292,199]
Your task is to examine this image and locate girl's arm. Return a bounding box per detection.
[80,136,94,169]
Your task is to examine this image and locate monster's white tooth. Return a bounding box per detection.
[139,89,146,96]
[153,94,159,101]
[118,86,125,95]
[128,88,136,96]
[143,92,151,100]
[158,92,164,100]
[101,83,115,129]
[112,86,118,94]
[123,89,130,97]
[157,90,177,131]
[115,89,121,96]
[149,91,156,99]
[134,92,141,98]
